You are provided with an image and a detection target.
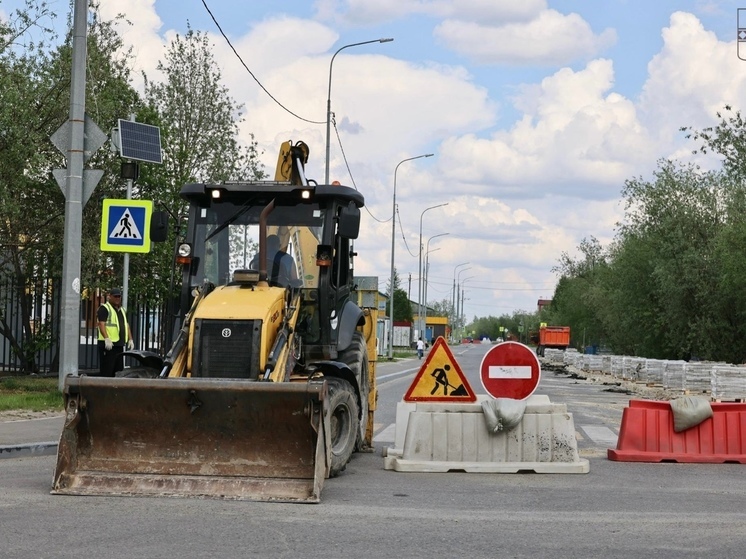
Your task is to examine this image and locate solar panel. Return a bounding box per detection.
[118,119,163,164]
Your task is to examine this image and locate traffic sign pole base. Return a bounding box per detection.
[384,395,590,474]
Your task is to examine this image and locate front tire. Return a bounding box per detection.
[326,377,359,477]
[338,331,370,451]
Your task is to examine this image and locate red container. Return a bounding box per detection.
[608,399,746,463]
[539,326,570,348]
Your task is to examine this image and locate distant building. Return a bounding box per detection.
[537,298,552,312]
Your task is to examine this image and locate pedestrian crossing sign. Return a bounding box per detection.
[404,336,476,402]
[100,199,153,253]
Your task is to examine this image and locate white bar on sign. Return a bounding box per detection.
[489,365,532,379]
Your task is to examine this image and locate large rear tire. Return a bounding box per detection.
[326,377,359,477]
[116,367,159,378]
[338,331,370,451]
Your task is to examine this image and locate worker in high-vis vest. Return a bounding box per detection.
[97,287,134,377]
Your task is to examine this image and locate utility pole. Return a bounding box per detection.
[51,0,105,390]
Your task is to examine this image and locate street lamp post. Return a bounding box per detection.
[451,262,469,339]
[456,268,472,337]
[388,153,433,359]
[325,38,393,185]
[424,247,438,319]
[421,232,448,341]
[417,203,448,339]
[460,276,474,339]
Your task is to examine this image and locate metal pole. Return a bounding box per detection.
[122,114,136,312]
[325,38,393,185]
[58,0,87,390]
[451,262,468,340]
[388,153,432,359]
[423,233,447,339]
[460,276,474,339]
[417,203,447,340]
[461,288,466,338]
[456,268,472,340]
[424,248,438,331]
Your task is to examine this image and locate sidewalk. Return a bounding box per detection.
[0,413,64,458]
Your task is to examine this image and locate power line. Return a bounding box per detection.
[202,0,396,228]
[396,206,417,257]
[427,278,554,292]
[200,0,324,125]
[332,117,389,223]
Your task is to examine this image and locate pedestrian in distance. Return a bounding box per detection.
[416,337,425,359]
[97,287,134,377]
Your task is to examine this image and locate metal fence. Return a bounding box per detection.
[0,275,173,374]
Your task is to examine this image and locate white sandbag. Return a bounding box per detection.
[481,398,527,433]
[670,396,713,433]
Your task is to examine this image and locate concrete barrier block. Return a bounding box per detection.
[384,396,589,474]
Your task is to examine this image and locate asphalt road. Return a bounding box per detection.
[1,343,744,559]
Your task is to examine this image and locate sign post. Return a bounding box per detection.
[480,341,541,400]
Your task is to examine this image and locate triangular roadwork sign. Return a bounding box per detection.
[404,336,476,402]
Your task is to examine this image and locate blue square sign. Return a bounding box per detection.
[100,199,153,253]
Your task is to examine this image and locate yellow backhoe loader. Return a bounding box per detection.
[52,142,378,503]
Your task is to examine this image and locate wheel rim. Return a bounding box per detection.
[330,403,351,454]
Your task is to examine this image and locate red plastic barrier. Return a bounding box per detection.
[608,399,746,463]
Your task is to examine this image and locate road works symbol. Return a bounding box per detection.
[404,336,476,402]
[480,341,541,400]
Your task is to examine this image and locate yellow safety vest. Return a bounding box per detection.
[98,302,129,343]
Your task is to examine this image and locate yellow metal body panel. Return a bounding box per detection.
[186,284,287,375]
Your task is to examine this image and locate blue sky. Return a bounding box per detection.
[4,0,746,323]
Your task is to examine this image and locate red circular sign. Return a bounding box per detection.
[480,342,541,400]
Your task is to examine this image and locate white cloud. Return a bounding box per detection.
[227,39,496,181]
[434,10,616,65]
[317,1,612,67]
[434,59,654,200]
[68,3,746,315]
[98,0,166,90]
[319,0,548,26]
[640,11,746,152]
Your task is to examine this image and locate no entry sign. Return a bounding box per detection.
[480,341,541,400]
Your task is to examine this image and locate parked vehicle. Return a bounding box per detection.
[52,141,378,503]
[536,325,571,356]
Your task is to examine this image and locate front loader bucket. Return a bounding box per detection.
[52,376,330,503]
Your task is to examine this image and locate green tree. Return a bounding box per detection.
[429,298,453,322]
[549,237,609,349]
[385,268,412,322]
[682,105,746,181]
[552,157,742,361]
[0,2,142,372]
[142,27,264,202]
[131,27,265,305]
[617,160,725,359]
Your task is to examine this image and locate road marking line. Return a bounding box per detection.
[373,423,396,443]
[580,425,618,446]
[377,367,420,381]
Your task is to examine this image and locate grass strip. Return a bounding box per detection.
[0,376,64,412]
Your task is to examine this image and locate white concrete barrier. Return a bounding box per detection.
[384,395,589,474]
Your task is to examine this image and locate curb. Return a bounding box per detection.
[0,442,58,459]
